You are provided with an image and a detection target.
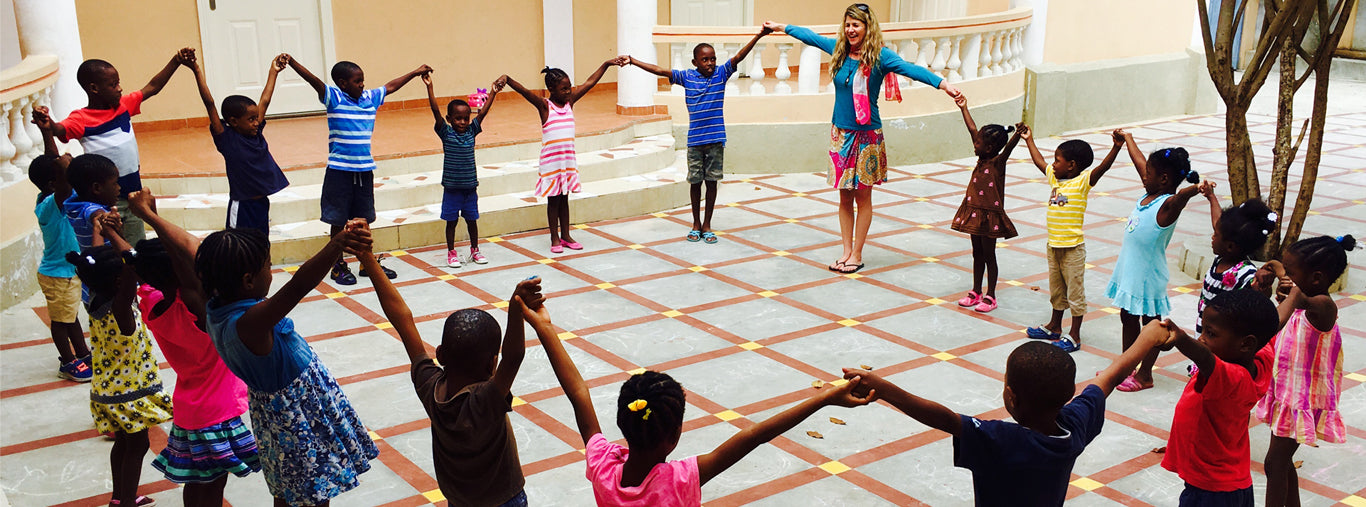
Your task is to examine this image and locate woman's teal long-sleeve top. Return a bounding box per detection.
[785,25,944,131]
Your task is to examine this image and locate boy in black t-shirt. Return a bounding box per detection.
[187,50,290,235]
[844,327,1171,505]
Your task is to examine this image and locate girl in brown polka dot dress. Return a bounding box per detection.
[950,94,1023,313]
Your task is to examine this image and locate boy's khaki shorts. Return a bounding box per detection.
[1047,244,1087,316]
[38,274,81,324]
[686,143,725,184]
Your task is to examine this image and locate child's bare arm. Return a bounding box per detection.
[32,106,59,156]
[384,65,433,96]
[259,54,288,118]
[127,190,207,325]
[287,57,327,102]
[1201,181,1221,229]
[185,52,225,136]
[141,48,193,100]
[1019,125,1047,174]
[995,125,1024,164]
[1168,320,1217,392]
[1088,131,1126,187]
[1282,285,1336,334]
[1091,321,1173,396]
[570,57,627,105]
[843,368,960,434]
[955,94,978,141]
[1121,130,1147,179]
[697,377,874,485]
[504,76,549,125]
[1156,181,1206,228]
[359,245,428,364]
[626,56,671,78]
[730,27,773,67]
[236,219,371,356]
[474,76,506,125]
[423,73,444,128]
[101,225,140,335]
[491,278,543,396]
[522,302,601,443]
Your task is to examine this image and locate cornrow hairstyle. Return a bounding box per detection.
[221,95,257,120]
[28,154,60,193]
[331,61,362,83]
[978,124,1015,158]
[66,245,124,302]
[76,59,114,89]
[1286,234,1357,282]
[1005,341,1076,411]
[1056,139,1094,170]
[446,98,470,117]
[128,238,176,295]
[1205,288,1279,348]
[1148,147,1198,187]
[195,228,270,300]
[617,371,687,450]
[1216,198,1275,257]
[66,154,118,199]
[541,66,570,90]
[692,43,714,59]
[437,308,501,372]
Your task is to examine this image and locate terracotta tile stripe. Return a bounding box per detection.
[838,469,932,506]
[336,364,411,386]
[375,419,431,439]
[373,438,440,494]
[49,479,178,507]
[708,467,832,507]
[840,428,950,467]
[375,494,436,507]
[0,428,101,456]
[513,403,589,451]
[0,336,55,351]
[0,379,79,399]
[522,449,588,477]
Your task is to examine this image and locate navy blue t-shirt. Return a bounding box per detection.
[214,120,289,200]
[953,384,1107,506]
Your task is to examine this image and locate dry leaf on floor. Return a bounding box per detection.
[754,186,761,190]
[1293,460,1303,469]
[812,380,825,388]
[860,364,873,371]
[1029,286,1041,291]
[829,417,846,425]
[806,431,824,439]
[1151,446,1167,454]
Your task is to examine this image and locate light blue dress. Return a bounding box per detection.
[1105,194,1176,316]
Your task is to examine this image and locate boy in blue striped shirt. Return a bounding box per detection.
[423,72,506,268]
[292,58,431,284]
[627,27,770,243]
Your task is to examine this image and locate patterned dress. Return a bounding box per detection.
[88,302,173,434]
[951,156,1017,238]
[535,99,582,197]
[1256,309,1345,446]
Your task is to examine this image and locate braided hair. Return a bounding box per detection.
[65,245,124,304]
[541,66,569,90]
[1147,147,1198,192]
[978,124,1015,158]
[617,371,686,450]
[128,238,176,295]
[1216,198,1275,259]
[1286,234,1358,283]
[195,228,270,300]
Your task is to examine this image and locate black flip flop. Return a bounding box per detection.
[836,263,865,274]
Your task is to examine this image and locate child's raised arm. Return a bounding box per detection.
[696,377,875,485]
[521,301,601,443]
[1280,284,1336,335]
[1201,181,1222,229]
[504,76,550,125]
[235,219,371,356]
[258,54,288,118]
[1019,125,1047,174]
[474,76,507,125]
[1120,130,1148,179]
[142,47,194,100]
[32,106,59,156]
[358,242,429,364]
[843,368,959,434]
[730,27,773,67]
[1156,180,1208,228]
[490,278,543,397]
[570,57,627,105]
[127,190,206,325]
[1091,321,1174,396]
[384,64,433,96]
[1165,320,1217,392]
[98,223,140,335]
[286,57,327,103]
[185,51,225,136]
[626,56,671,79]
[1087,130,1126,187]
[955,94,978,142]
[423,73,444,129]
[995,123,1023,164]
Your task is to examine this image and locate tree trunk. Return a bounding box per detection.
[1283,52,1333,252]
[1265,36,1297,257]
[1224,111,1258,204]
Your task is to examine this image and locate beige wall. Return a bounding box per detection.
[1042,0,1196,65]
[967,0,1010,16]
[75,0,203,123]
[754,0,892,27]
[574,0,621,84]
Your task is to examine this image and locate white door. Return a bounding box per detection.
[671,0,750,26]
[195,0,331,115]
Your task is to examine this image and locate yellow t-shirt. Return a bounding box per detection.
[1046,164,1094,248]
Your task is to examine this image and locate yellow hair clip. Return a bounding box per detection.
[628,399,648,412]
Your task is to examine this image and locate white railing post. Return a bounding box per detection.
[896,40,915,89]
[24,92,46,161]
[797,45,822,94]
[749,43,767,95]
[979,32,996,76]
[774,43,793,94]
[989,32,1005,75]
[931,36,951,78]
[723,43,741,96]
[671,43,686,95]
[1011,27,1025,71]
[961,33,981,81]
[0,103,15,182]
[946,35,964,82]
[9,96,35,174]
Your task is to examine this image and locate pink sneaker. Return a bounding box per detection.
[957,291,981,307]
[447,250,461,268]
[470,250,488,264]
[973,294,998,313]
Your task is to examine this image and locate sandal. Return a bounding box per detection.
[1026,326,1061,340]
[701,231,718,244]
[686,230,702,242]
[829,260,846,272]
[836,262,865,274]
[562,240,584,250]
[957,291,982,307]
[1116,372,1152,392]
[551,244,565,254]
[1051,336,1080,353]
[973,294,998,313]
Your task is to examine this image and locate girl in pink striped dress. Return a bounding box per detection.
[506,58,626,253]
[1254,234,1356,507]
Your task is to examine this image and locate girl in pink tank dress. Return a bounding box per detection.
[126,191,259,506]
[1254,235,1355,507]
[506,59,625,253]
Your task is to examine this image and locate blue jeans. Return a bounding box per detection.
[497,490,528,507]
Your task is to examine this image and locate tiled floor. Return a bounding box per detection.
[3,111,1365,506]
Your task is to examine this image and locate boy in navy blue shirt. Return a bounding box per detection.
[187,49,290,235]
[626,27,770,244]
[844,328,1172,505]
[423,72,506,268]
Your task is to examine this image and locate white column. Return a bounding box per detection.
[1012,0,1047,66]
[13,0,85,121]
[543,0,575,82]
[797,45,821,94]
[617,0,657,110]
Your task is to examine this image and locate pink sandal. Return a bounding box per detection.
[550,244,565,254]
[957,291,981,307]
[561,240,583,250]
[1116,373,1151,392]
[973,294,998,313]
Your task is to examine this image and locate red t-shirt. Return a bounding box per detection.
[1161,344,1274,491]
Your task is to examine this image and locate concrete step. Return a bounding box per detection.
[195,151,691,264]
[154,134,678,231]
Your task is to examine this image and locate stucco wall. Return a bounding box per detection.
[75,0,203,123]
[1041,0,1197,65]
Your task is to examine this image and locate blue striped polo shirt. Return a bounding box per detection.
[324,86,387,172]
[671,61,737,147]
[436,119,482,189]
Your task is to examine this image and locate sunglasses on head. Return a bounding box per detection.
[853,3,870,12]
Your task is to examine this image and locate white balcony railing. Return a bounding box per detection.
[0,54,59,184]
[653,6,1031,97]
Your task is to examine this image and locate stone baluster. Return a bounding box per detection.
[774,43,793,94]
[989,31,1005,75]
[749,43,768,95]
[960,33,981,81]
[797,45,822,94]
[914,37,934,70]
[24,92,46,161]
[978,32,996,76]
[946,35,964,82]
[0,102,15,182]
[670,43,686,95]
[930,36,951,79]
[9,96,35,174]
[1011,28,1025,71]
[897,40,917,88]
[723,43,741,96]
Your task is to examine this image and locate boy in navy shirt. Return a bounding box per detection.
[423,72,506,268]
[186,49,290,235]
[844,329,1172,505]
[626,27,770,244]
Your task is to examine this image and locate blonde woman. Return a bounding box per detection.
[766,4,959,274]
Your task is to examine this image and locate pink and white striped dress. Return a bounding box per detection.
[535,99,582,197]
[1255,308,1345,446]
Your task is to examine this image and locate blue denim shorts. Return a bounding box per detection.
[441,187,480,221]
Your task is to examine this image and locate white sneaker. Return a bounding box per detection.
[447,250,462,268]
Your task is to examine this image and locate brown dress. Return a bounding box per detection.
[951,156,1018,239]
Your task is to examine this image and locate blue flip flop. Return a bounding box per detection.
[686,230,702,242]
[1051,337,1080,353]
[1026,326,1062,340]
[702,231,718,244]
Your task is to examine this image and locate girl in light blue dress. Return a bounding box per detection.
[1106,131,1210,392]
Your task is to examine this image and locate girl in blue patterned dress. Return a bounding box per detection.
[195,219,377,506]
[1107,131,1211,392]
